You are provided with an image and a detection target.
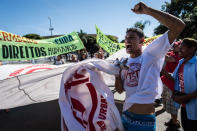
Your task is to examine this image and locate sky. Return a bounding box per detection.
[0,0,171,42]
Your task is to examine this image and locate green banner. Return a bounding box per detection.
[96,26,125,55]
[0,31,85,61]
[96,26,161,55]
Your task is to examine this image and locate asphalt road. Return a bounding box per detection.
[0,100,183,131]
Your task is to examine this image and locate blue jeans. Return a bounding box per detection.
[121,111,156,131]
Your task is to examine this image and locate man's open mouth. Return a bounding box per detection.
[126,45,133,50]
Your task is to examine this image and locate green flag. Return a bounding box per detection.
[0,31,85,61]
[96,25,161,55]
[95,25,125,55]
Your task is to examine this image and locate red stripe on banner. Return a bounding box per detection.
[74,73,85,79]
[71,97,86,113]
[86,83,98,131]
[73,111,86,128]
[62,117,69,131]
[9,68,24,76]
[83,120,88,125]
[64,77,89,95]
[71,78,89,86]
[71,97,87,128]
[25,68,52,74]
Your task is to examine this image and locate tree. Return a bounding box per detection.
[23,34,41,40]
[84,35,98,56]
[120,40,125,43]
[77,29,120,56]
[77,29,87,44]
[120,20,151,42]
[154,0,197,39]
[133,20,151,31]
[77,29,97,55]
[107,35,119,43]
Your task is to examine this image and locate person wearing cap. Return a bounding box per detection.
[115,2,185,131]
[160,41,182,129]
[172,38,197,131]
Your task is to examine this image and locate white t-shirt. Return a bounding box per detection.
[121,32,172,111]
[121,56,142,98]
[54,59,64,65]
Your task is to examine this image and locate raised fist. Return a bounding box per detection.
[131,2,149,14]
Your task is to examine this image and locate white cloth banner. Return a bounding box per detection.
[0,59,118,110]
[0,63,73,109]
[59,59,124,131]
[0,48,130,110]
[0,64,71,80]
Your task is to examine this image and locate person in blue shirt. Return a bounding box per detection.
[172,38,197,131]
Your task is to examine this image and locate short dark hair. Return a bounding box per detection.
[126,28,144,38]
[57,55,62,59]
[182,38,197,50]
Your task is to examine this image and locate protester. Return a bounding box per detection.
[115,2,185,131]
[77,49,88,61]
[76,50,82,61]
[94,52,99,58]
[172,38,197,131]
[71,54,78,62]
[94,51,104,59]
[161,41,182,129]
[98,51,104,59]
[81,53,87,60]
[54,55,65,65]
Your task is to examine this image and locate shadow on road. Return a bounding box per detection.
[0,100,125,131]
[0,99,167,131]
[0,100,61,131]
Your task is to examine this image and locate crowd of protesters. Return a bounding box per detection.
[1,2,197,131]
[53,48,105,65]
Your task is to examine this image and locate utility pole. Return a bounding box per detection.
[48,17,54,37]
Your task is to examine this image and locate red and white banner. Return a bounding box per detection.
[0,63,73,109]
[59,59,124,131]
[0,64,71,80]
[0,59,124,112]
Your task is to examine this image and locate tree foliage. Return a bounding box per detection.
[107,35,119,43]
[84,35,99,56]
[77,29,97,55]
[154,0,197,39]
[133,20,151,31]
[23,33,41,40]
[77,29,119,56]
[77,29,87,44]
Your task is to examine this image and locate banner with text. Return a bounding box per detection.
[96,26,161,55]
[96,26,125,55]
[0,31,85,61]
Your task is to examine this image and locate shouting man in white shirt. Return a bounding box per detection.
[115,2,185,131]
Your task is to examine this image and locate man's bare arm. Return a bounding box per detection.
[132,2,185,44]
[172,91,197,104]
[115,75,124,94]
